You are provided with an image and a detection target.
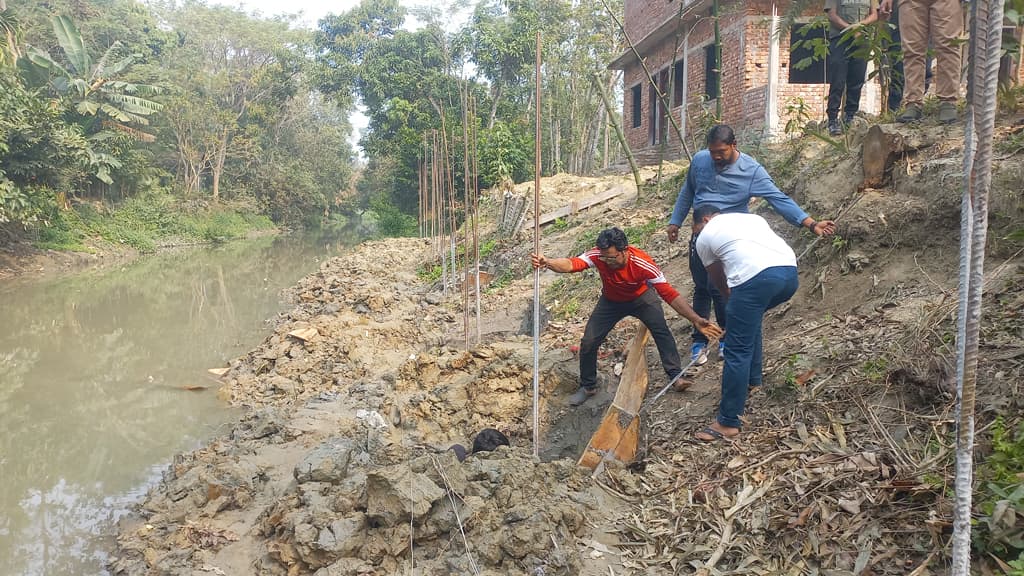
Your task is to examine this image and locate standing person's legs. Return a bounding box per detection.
[689,236,725,345]
[826,36,850,122]
[930,0,963,102]
[579,297,625,390]
[886,20,905,112]
[844,49,869,119]
[631,289,683,379]
[749,267,800,389]
[717,280,766,430]
[899,0,929,106]
[717,267,798,429]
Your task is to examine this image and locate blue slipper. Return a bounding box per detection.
[695,426,739,442]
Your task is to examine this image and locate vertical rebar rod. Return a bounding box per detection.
[952,0,1001,570]
[532,31,542,459]
[471,95,481,344]
[462,84,471,350]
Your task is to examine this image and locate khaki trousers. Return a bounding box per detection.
[898,0,963,104]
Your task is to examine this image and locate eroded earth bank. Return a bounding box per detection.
[110,123,1024,575]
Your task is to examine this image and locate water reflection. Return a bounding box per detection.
[0,231,358,575]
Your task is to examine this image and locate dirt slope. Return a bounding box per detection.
[110,121,1024,575]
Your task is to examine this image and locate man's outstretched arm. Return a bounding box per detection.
[531,253,577,273]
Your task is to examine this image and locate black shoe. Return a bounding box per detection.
[897,104,923,123]
[844,114,856,126]
[569,386,598,406]
[828,119,843,136]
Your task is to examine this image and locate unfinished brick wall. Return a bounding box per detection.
[618,0,887,157]
[623,0,686,48]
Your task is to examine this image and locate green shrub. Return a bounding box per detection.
[369,195,417,237]
[975,418,1024,561]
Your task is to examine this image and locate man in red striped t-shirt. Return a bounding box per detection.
[532,228,723,406]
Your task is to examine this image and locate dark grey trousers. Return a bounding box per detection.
[579,289,682,389]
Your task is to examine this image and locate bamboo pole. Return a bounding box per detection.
[591,72,643,192]
[532,31,542,459]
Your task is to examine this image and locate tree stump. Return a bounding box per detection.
[861,124,942,188]
[862,124,903,188]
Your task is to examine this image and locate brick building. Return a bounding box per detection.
[609,0,885,158]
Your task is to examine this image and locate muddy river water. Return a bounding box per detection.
[0,233,355,575]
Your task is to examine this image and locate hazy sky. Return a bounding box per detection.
[225,0,357,27]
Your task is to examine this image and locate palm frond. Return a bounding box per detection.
[100,54,135,79]
[99,102,133,122]
[24,46,70,77]
[104,93,163,114]
[69,77,89,97]
[92,41,126,80]
[75,99,100,116]
[0,9,20,66]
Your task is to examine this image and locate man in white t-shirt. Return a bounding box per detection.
[692,204,799,441]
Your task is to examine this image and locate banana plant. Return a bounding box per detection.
[20,15,162,141]
[0,8,18,67]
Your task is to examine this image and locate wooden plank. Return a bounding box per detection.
[539,186,625,226]
[611,325,651,412]
[578,325,651,470]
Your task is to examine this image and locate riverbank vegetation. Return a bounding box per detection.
[0,0,354,248]
[1,0,627,250]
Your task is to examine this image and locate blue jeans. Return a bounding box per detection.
[689,235,727,345]
[718,266,798,429]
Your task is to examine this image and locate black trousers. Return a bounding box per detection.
[689,235,727,345]
[579,289,682,389]
[827,36,868,121]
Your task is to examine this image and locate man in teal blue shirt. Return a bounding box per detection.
[666,125,836,364]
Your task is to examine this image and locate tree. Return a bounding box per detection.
[0,69,89,227]
[464,0,535,129]
[313,0,405,111]
[156,2,305,199]
[21,15,163,143]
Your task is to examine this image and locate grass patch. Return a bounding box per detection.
[623,219,661,249]
[544,217,572,235]
[32,191,276,253]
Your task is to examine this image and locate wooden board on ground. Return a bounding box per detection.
[287,327,319,342]
[539,186,625,226]
[207,367,230,377]
[578,325,650,471]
